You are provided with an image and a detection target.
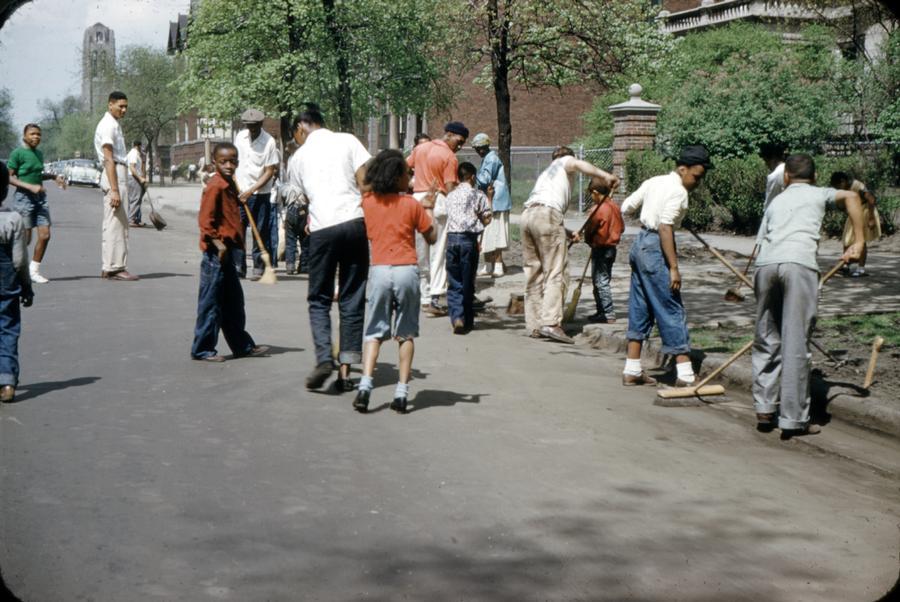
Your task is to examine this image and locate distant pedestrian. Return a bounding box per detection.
[521,146,618,344]
[7,123,65,284]
[170,164,178,183]
[760,142,786,211]
[406,121,469,315]
[126,140,147,227]
[619,145,711,388]
[188,163,198,183]
[583,178,624,324]
[234,109,279,280]
[354,149,436,414]
[830,172,881,277]
[190,142,269,363]
[445,161,492,334]
[471,133,510,278]
[288,103,371,392]
[94,91,138,281]
[0,159,34,403]
[753,154,864,437]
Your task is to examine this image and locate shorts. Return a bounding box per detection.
[364,264,420,341]
[14,189,51,228]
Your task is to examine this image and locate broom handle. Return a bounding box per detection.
[732,244,758,291]
[693,339,754,390]
[243,202,269,258]
[568,199,604,249]
[687,228,754,289]
[818,259,845,289]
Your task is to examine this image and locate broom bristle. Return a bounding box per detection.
[259,267,278,284]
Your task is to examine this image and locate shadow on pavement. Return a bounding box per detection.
[10,376,101,403]
[408,389,484,412]
[49,272,192,282]
[0,568,23,602]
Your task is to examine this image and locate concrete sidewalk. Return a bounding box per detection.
[147,183,899,438]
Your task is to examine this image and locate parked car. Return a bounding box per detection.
[65,159,101,187]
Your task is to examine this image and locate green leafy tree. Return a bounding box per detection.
[179,0,455,136]
[0,88,17,157]
[36,95,83,160]
[462,0,673,180]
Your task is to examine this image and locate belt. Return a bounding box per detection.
[640,225,658,233]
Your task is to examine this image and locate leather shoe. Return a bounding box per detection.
[353,390,370,413]
[0,385,14,403]
[390,396,408,414]
[334,377,355,392]
[622,372,657,386]
[539,325,574,344]
[102,270,139,281]
[674,378,696,388]
[780,424,822,440]
[306,361,333,390]
[756,412,776,433]
[194,354,226,363]
[235,345,270,358]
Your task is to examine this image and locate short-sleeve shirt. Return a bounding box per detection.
[620,172,689,230]
[475,150,511,212]
[362,192,432,266]
[7,146,44,186]
[524,156,576,214]
[126,148,143,174]
[445,182,490,234]
[288,128,371,232]
[407,139,459,194]
[234,128,280,194]
[94,112,127,164]
[755,183,837,272]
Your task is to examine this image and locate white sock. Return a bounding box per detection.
[30,261,40,274]
[394,382,409,398]
[676,361,695,383]
[623,358,643,376]
[358,375,373,392]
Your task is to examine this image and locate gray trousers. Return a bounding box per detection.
[751,263,818,429]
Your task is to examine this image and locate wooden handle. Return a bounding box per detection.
[687,229,754,289]
[732,244,758,292]
[818,260,845,290]
[863,336,885,390]
[694,339,755,389]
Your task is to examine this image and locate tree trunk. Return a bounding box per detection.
[322,0,354,132]
[488,0,513,190]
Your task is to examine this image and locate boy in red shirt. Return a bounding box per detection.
[355,150,436,414]
[584,178,624,323]
[191,143,268,362]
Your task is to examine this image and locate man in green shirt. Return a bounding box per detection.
[7,123,65,283]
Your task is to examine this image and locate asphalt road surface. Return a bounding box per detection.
[1,185,898,601]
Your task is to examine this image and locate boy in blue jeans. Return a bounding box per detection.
[191,143,268,362]
[445,162,492,334]
[0,160,34,403]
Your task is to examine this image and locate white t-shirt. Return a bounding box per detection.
[94,112,127,164]
[234,128,280,194]
[524,156,575,213]
[764,162,785,210]
[288,128,371,232]
[126,148,143,174]
[621,172,689,230]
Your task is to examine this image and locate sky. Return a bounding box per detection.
[0,0,190,127]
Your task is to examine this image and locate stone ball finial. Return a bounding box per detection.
[628,83,643,98]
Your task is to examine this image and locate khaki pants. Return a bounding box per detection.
[101,164,129,273]
[521,204,568,333]
[413,191,448,300]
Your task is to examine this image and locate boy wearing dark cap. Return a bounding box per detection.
[406,120,469,315]
[620,145,712,390]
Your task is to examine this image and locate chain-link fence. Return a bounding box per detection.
[456,145,612,215]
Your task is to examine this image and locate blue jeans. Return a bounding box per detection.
[235,193,271,277]
[283,204,309,271]
[268,201,279,268]
[446,232,479,329]
[0,245,22,386]
[626,229,690,355]
[191,248,256,359]
[591,246,617,319]
[14,189,51,228]
[307,218,368,366]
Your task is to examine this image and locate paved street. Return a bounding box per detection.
[1,185,899,601]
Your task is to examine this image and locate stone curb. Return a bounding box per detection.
[580,323,900,440]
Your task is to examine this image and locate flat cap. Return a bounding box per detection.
[241,108,265,123]
[677,144,714,169]
[444,121,469,139]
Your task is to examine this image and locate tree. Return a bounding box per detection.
[462,0,673,181]
[179,0,456,137]
[36,95,83,160]
[0,88,16,157]
[109,46,179,183]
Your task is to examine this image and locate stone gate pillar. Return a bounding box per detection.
[608,83,661,198]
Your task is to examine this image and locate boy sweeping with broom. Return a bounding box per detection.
[191,143,268,362]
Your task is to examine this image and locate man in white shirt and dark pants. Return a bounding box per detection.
[288,104,372,391]
[126,140,147,227]
[94,91,138,281]
[620,145,712,390]
[234,109,279,280]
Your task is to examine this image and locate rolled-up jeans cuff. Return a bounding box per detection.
[778,417,808,430]
[338,351,361,365]
[754,402,778,415]
[0,372,18,387]
[625,331,648,342]
[660,344,691,355]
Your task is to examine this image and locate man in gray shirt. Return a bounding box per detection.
[752,153,863,438]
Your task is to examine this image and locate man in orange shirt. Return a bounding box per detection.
[406,121,468,315]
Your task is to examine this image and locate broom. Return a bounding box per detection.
[235,185,277,284]
[563,254,592,324]
[139,184,167,231]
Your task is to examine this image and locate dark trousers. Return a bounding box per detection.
[591,245,617,318]
[446,232,479,329]
[284,204,310,272]
[0,246,22,386]
[307,218,369,366]
[235,193,271,277]
[191,248,255,359]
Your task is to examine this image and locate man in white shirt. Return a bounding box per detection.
[234,109,279,280]
[288,103,372,392]
[619,144,712,391]
[126,140,147,227]
[94,91,138,281]
[760,143,786,211]
[521,146,617,344]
